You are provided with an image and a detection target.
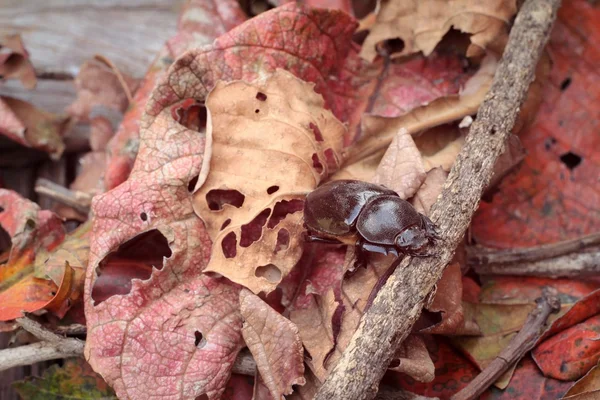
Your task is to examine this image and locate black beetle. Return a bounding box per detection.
[303,180,439,262]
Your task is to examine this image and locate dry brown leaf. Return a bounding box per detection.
[240,289,306,398]
[389,335,435,382]
[89,116,114,152]
[421,263,466,335]
[372,128,426,199]
[345,55,497,165]
[360,0,516,61]
[0,34,37,89]
[0,96,71,159]
[67,56,139,121]
[194,70,345,294]
[415,125,465,172]
[486,134,526,194]
[290,290,338,382]
[328,150,383,183]
[411,167,448,216]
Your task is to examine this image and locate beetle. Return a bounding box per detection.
[303,180,439,264]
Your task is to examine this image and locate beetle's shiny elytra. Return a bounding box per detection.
[303,180,439,259]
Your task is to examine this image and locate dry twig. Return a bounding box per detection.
[315,1,561,399]
[469,233,600,277]
[34,177,91,214]
[450,288,560,400]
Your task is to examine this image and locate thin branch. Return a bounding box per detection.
[450,288,560,400]
[468,232,600,265]
[314,1,561,399]
[471,247,600,277]
[35,177,91,214]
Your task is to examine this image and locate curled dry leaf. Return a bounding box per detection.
[0,96,71,159]
[0,34,37,89]
[389,335,435,383]
[346,55,497,165]
[0,190,69,321]
[194,70,345,294]
[416,125,465,172]
[67,56,138,121]
[371,128,426,199]
[360,0,516,61]
[240,289,305,398]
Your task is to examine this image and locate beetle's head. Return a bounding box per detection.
[394,226,430,255]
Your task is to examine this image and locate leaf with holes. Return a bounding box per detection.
[104,0,247,189]
[360,0,517,61]
[240,289,305,398]
[193,70,345,294]
[0,189,73,321]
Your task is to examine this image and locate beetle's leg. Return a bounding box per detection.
[305,233,343,245]
[421,214,441,240]
[352,238,369,271]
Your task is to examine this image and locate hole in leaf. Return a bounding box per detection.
[220,219,231,231]
[170,99,207,131]
[222,232,237,258]
[26,219,36,229]
[389,358,401,369]
[50,291,56,296]
[267,185,279,195]
[275,229,290,252]
[256,92,267,101]
[544,137,557,151]
[194,331,206,348]
[195,395,209,400]
[268,199,304,228]
[560,77,572,91]
[92,230,172,304]
[378,37,405,57]
[560,151,582,170]
[206,189,245,211]
[240,209,271,247]
[188,175,199,192]
[0,206,4,213]
[0,225,10,260]
[140,212,148,222]
[309,122,324,142]
[324,148,338,171]
[312,153,324,174]
[255,264,282,284]
[255,109,260,114]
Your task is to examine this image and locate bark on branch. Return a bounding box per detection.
[315,1,561,399]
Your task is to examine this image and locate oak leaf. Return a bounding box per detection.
[240,289,305,398]
[360,0,517,61]
[194,71,345,293]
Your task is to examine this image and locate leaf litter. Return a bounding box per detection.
[1,0,598,399]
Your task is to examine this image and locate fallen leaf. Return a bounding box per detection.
[563,363,600,399]
[12,358,116,400]
[532,314,600,381]
[472,0,600,247]
[415,125,465,172]
[193,71,345,294]
[222,374,255,400]
[484,134,526,197]
[411,167,448,216]
[0,96,71,159]
[253,371,276,400]
[0,189,70,321]
[66,56,138,122]
[372,128,426,199]
[360,0,517,61]
[240,289,305,398]
[89,115,114,152]
[104,0,247,190]
[0,34,37,89]
[346,54,496,165]
[389,335,435,383]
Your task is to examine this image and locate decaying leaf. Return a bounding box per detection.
[67,56,138,121]
[389,335,435,383]
[0,34,37,89]
[411,167,448,216]
[372,128,426,199]
[240,289,305,398]
[104,0,247,190]
[360,0,517,61]
[194,70,345,294]
[563,363,600,399]
[0,190,69,321]
[346,55,497,165]
[0,96,71,159]
[415,125,465,172]
[13,358,116,400]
